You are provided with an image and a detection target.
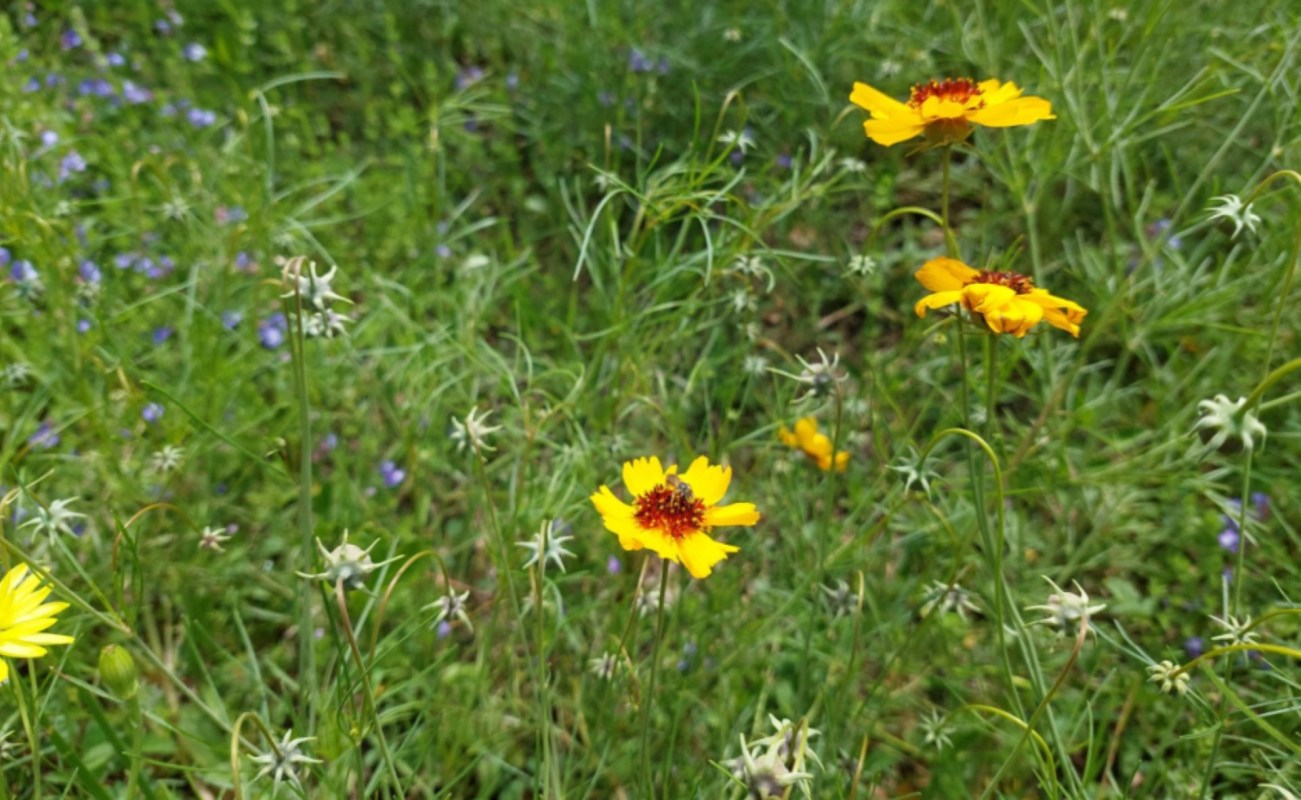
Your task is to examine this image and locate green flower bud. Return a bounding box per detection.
[98,644,139,700]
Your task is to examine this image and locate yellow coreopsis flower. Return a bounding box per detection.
[850,78,1054,147]
[0,563,75,684]
[778,418,850,472]
[590,456,759,579]
[914,257,1087,338]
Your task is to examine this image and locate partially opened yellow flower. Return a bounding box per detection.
[590,456,759,579]
[850,78,1054,147]
[778,418,850,472]
[0,563,75,684]
[914,257,1087,338]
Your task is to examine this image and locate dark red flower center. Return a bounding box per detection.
[970,270,1035,294]
[909,78,984,109]
[634,482,705,540]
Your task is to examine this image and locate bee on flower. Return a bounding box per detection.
[590,455,759,579]
[913,257,1087,338]
[849,77,1054,148]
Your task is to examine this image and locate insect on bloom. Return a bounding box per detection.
[850,77,1054,147]
[590,456,759,579]
[913,257,1086,338]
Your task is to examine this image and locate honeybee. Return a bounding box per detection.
[665,473,694,501]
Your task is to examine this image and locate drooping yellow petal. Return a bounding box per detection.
[983,297,1044,338]
[863,118,927,146]
[704,502,761,528]
[622,456,664,497]
[1040,308,1082,337]
[965,284,1018,313]
[914,290,967,318]
[916,258,979,292]
[675,533,740,579]
[678,456,731,506]
[849,81,913,119]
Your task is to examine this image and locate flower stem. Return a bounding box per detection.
[287,284,318,721]
[640,564,671,796]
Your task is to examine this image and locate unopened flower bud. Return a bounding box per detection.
[98,644,139,700]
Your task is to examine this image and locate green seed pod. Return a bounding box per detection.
[98,644,139,700]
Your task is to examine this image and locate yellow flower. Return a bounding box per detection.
[849,78,1054,147]
[778,418,850,472]
[913,257,1087,338]
[590,456,759,579]
[0,563,75,684]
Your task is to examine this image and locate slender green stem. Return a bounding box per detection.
[532,524,557,798]
[941,146,953,235]
[640,565,671,796]
[127,695,144,800]
[332,581,402,796]
[1231,453,1253,618]
[288,278,318,720]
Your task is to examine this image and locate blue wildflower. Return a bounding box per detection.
[58,150,87,182]
[79,259,102,283]
[61,29,82,50]
[152,326,173,345]
[182,42,207,61]
[142,402,165,423]
[379,460,406,488]
[221,310,243,329]
[258,313,288,349]
[28,421,60,449]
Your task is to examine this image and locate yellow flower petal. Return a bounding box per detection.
[914,290,966,318]
[777,425,798,447]
[915,258,978,292]
[704,502,761,528]
[0,641,48,658]
[965,284,1017,313]
[968,97,1055,127]
[849,81,912,119]
[590,486,645,551]
[676,533,740,579]
[863,118,926,146]
[0,659,7,684]
[622,456,664,496]
[679,456,731,506]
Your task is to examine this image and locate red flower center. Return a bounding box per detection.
[970,270,1035,294]
[909,78,984,109]
[634,482,705,540]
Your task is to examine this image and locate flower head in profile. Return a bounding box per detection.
[590,456,759,579]
[850,77,1054,148]
[249,729,322,788]
[0,563,75,684]
[778,418,850,472]
[1207,194,1261,239]
[914,257,1087,338]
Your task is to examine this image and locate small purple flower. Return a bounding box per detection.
[379,460,406,488]
[39,130,59,149]
[455,65,485,91]
[321,432,339,451]
[182,42,207,61]
[142,402,165,423]
[221,310,243,329]
[730,150,744,166]
[0,248,9,266]
[58,150,87,183]
[1184,637,1205,659]
[106,51,126,67]
[1148,218,1183,251]
[607,555,621,574]
[145,256,174,279]
[187,108,217,128]
[234,251,253,271]
[437,620,453,639]
[10,260,38,284]
[45,73,64,88]
[122,80,152,105]
[215,206,247,225]
[114,252,136,269]
[28,421,60,449]
[61,29,82,50]
[1251,492,1270,519]
[629,48,654,74]
[79,259,102,284]
[77,318,92,333]
[155,19,172,34]
[258,313,288,349]
[1217,526,1239,554]
[152,326,174,345]
[23,77,41,93]
[775,153,793,170]
[78,78,114,98]
[435,244,452,258]
[505,72,519,90]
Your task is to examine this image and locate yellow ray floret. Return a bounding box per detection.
[850,77,1054,147]
[0,563,75,684]
[913,257,1086,338]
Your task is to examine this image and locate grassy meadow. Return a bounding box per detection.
[2,0,1300,797]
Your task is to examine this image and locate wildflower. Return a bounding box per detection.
[628,48,655,74]
[589,651,619,680]
[849,77,1054,148]
[820,579,858,618]
[60,29,81,50]
[837,157,867,173]
[1217,525,1239,554]
[846,254,877,277]
[198,525,234,552]
[1210,613,1257,647]
[920,580,981,620]
[152,326,174,346]
[297,531,401,591]
[1184,636,1205,659]
[1195,394,1266,454]
[913,257,1086,338]
[1207,194,1261,238]
[280,257,349,311]
[730,288,757,314]
[1026,578,1105,633]
[918,710,953,751]
[455,65,486,90]
[149,445,184,473]
[181,42,207,61]
[449,405,502,453]
[57,151,87,183]
[517,519,576,572]
[787,348,845,402]
[428,588,473,633]
[889,446,937,496]
[724,720,819,800]
[249,730,322,789]
[20,497,84,539]
[186,108,217,128]
[122,81,152,104]
[591,455,759,579]
[257,313,288,349]
[724,27,742,41]
[161,195,189,220]
[743,355,769,377]
[378,460,406,489]
[27,420,60,449]
[1147,660,1190,695]
[10,260,42,295]
[3,363,31,388]
[303,310,350,339]
[0,563,75,684]
[221,310,243,329]
[778,417,850,472]
[717,128,756,154]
